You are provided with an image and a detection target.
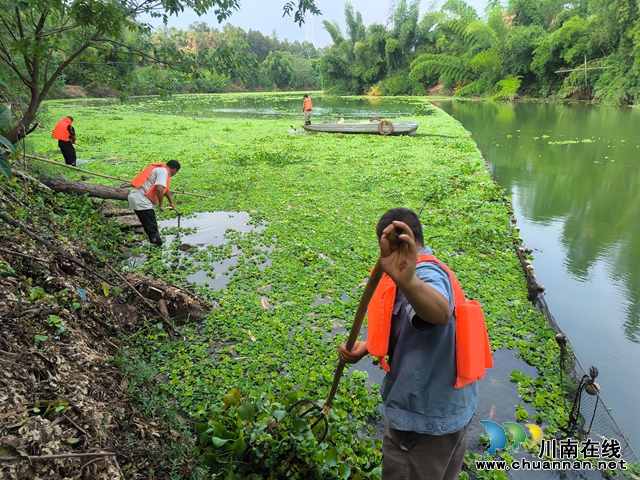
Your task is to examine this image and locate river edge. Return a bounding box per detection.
[24,92,635,477]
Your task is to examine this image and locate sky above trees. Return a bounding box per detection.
[142,0,489,47]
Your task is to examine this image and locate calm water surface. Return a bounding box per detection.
[437,101,640,454]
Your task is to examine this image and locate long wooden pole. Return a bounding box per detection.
[14,152,213,199]
[23,152,128,181]
[322,229,403,413]
[323,260,383,413]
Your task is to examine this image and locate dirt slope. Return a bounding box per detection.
[0,175,206,479]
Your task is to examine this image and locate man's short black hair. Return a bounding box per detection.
[166,160,181,171]
[67,116,73,121]
[376,207,424,246]
[303,94,308,98]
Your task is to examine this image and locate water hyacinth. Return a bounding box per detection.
[26,93,569,478]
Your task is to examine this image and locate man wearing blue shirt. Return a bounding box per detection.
[339,207,477,480]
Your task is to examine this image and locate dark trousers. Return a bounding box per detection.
[58,140,76,166]
[134,209,162,247]
[382,422,470,480]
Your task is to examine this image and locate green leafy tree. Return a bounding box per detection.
[388,0,420,67]
[344,2,366,43]
[588,0,640,104]
[262,50,296,88]
[409,0,483,92]
[291,56,318,88]
[0,0,320,144]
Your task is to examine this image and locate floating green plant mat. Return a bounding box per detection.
[28,93,564,478]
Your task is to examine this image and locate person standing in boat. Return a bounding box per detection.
[302,94,313,125]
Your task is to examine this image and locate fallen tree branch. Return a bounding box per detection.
[0,248,51,263]
[40,177,129,201]
[0,451,116,461]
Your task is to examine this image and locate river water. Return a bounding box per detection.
[436,101,640,455]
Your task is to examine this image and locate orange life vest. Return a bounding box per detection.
[130,163,172,205]
[303,97,313,111]
[52,118,73,142]
[366,254,493,388]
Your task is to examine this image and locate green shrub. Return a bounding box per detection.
[195,389,382,480]
[491,75,522,100]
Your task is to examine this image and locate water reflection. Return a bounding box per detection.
[437,100,640,454]
[158,211,267,290]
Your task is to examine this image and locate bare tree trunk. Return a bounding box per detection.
[39,177,130,201]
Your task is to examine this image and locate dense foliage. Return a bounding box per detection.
[318,0,640,105]
[22,93,589,478]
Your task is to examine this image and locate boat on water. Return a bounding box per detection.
[301,119,419,136]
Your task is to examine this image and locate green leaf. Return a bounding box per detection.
[229,437,246,457]
[339,464,351,479]
[370,466,382,480]
[0,106,10,126]
[0,154,11,179]
[325,448,338,467]
[6,418,29,429]
[195,423,209,434]
[237,402,255,420]
[291,417,308,434]
[0,134,15,155]
[273,410,287,422]
[210,421,228,436]
[211,436,231,447]
[222,388,241,406]
[199,452,216,468]
[199,432,212,446]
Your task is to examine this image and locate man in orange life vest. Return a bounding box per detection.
[128,161,180,247]
[52,116,76,166]
[302,94,312,125]
[339,207,482,480]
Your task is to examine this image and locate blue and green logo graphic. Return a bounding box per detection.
[479,421,544,454]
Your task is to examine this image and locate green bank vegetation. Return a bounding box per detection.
[17,92,589,478]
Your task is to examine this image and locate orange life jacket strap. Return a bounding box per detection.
[366,254,493,385]
[130,163,171,205]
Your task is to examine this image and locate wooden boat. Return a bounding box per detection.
[301,119,419,136]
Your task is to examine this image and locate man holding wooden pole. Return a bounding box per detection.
[128,161,180,248]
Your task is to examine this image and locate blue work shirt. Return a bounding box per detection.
[379,247,478,435]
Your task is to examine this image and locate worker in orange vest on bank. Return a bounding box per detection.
[52,116,76,166]
[302,94,313,125]
[128,160,181,248]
